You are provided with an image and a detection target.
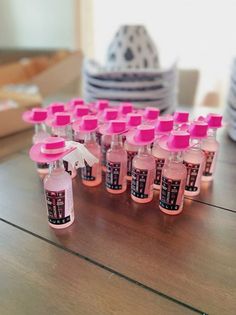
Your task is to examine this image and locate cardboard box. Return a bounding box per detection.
[0,51,82,137]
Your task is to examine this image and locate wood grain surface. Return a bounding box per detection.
[0,221,195,315]
[0,153,235,314]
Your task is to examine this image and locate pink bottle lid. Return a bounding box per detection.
[144,107,160,120]
[126,113,142,127]
[51,113,71,127]
[127,125,155,145]
[206,113,222,128]
[96,100,109,111]
[189,121,208,138]
[73,115,98,132]
[103,108,119,121]
[119,102,133,115]
[155,116,174,134]
[99,120,127,135]
[70,98,84,106]
[159,131,190,152]
[74,105,89,118]
[29,136,74,163]
[48,103,65,115]
[22,107,48,124]
[173,111,189,123]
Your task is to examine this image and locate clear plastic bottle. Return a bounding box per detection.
[33,123,50,177]
[106,134,127,194]
[81,132,102,187]
[44,160,75,229]
[159,152,187,215]
[131,145,155,203]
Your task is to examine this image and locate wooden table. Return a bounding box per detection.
[0,128,235,315]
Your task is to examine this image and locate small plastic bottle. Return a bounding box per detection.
[127,126,156,203]
[72,105,90,143]
[143,107,160,125]
[50,112,77,179]
[159,131,190,215]
[152,116,174,190]
[100,108,119,171]
[173,111,189,130]
[74,116,102,187]
[201,114,222,182]
[22,107,49,177]
[124,113,142,180]
[183,121,208,196]
[103,121,127,194]
[29,137,75,229]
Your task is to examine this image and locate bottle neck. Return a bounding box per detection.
[84,131,96,143]
[190,138,202,149]
[111,134,122,149]
[169,151,183,162]
[207,128,217,139]
[49,160,64,174]
[52,125,72,140]
[34,123,46,134]
[138,145,149,156]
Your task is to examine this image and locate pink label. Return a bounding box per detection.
[160,176,181,210]
[106,161,122,190]
[45,190,71,225]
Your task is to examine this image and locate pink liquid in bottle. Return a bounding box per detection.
[33,123,50,178]
[44,160,75,229]
[159,152,187,215]
[106,135,127,194]
[124,140,139,181]
[52,125,77,179]
[81,132,102,187]
[131,145,155,203]
[101,134,112,172]
[201,129,219,181]
[183,139,205,196]
[152,139,170,190]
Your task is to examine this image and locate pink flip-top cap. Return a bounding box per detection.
[22,107,47,124]
[173,111,189,123]
[160,131,190,151]
[51,112,71,127]
[48,103,65,115]
[155,116,174,134]
[74,105,89,117]
[127,125,155,145]
[119,102,133,115]
[73,115,98,132]
[126,113,142,127]
[100,120,127,135]
[206,113,222,128]
[103,108,119,121]
[189,121,208,138]
[144,107,160,120]
[96,100,109,111]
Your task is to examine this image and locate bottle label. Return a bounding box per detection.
[202,150,215,176]
[131,168,149,198]
[101,143,111,166]
[81,161,96,181]
[160,176,181,210]
[127,151,138,176]
[63,160,72,176]
[183,161,200,191]
[96,131,102,145]
[106,161,122,190]
[154,158,165,185]
[37,162,49,169]
[45,190,71,225]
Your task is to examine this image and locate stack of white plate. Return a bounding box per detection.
[226,58,236,141]
[83,25,178,114]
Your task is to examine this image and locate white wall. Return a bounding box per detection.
[0,0,76,49]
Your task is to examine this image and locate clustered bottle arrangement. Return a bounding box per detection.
[23,99,223,229]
